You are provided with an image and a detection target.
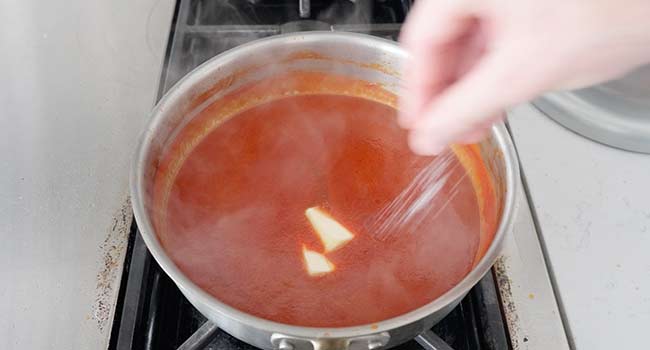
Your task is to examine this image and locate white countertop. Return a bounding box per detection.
[0,0,174,348]
[509,104,650,349]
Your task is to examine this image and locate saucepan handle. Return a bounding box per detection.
[271,332,390,350]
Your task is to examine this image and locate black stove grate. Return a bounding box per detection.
[160,0,409,94]
[110,1,511,349]
[111,235,509,350]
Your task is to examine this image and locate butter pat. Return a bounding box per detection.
[302,246,335,276]
[305,207,354,252]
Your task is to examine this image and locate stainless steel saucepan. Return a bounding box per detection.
[131,32,520,350]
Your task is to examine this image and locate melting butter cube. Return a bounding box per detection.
[302,246,335,276]
[305,207,354,253]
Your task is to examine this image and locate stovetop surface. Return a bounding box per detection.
[110,1,511,349]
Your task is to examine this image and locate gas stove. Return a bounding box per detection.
[109,1,569,349]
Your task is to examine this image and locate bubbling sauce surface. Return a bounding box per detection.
[159,94,480,327]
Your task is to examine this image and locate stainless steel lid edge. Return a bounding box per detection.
[534,84,650,154]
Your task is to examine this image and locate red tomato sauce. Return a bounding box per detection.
[158,94,481,327]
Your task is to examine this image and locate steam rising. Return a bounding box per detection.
[149,0,483,327]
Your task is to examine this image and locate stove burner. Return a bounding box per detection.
[109,0,511,349]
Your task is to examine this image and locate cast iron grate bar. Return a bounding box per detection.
[178,321,221,350]
[416,330,455,350]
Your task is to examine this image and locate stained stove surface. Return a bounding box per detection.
[110,1,511,349]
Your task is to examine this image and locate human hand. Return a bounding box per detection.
[399,0,650,155]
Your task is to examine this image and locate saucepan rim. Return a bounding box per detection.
[130,31,519,339]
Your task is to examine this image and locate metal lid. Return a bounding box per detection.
[533,65,650,154]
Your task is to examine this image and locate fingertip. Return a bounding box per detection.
[457,113,505,143]
[458,128,488,144]
[408,131,447,156]
[397,112,414,129]
[397,89,424,129]
[397,98,419,128]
